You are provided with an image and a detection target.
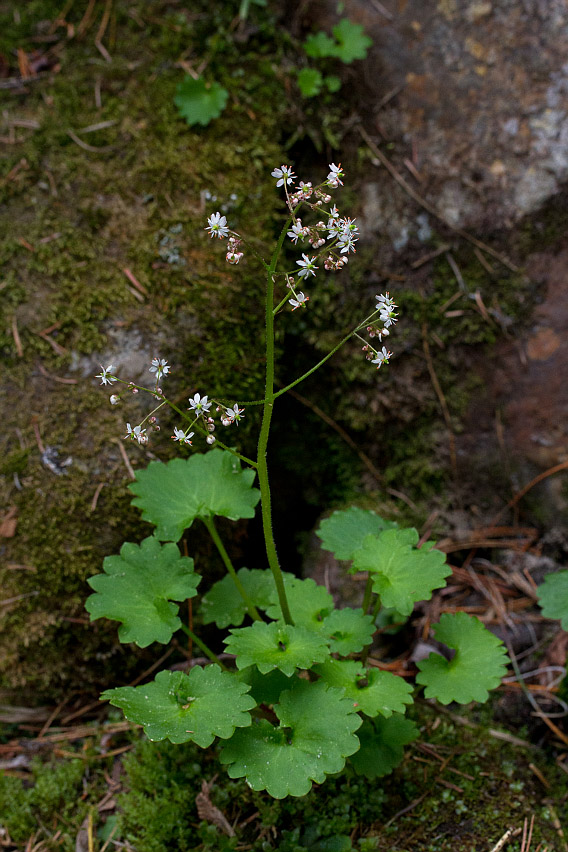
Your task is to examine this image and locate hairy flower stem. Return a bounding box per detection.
[202,516,261,621]
[257,219,294,626]
[178,623,228,670]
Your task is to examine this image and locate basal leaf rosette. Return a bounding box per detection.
[350,714,418,779]
[265,576,334,630]
[129,450,260,541]
[537,570,568,630]
[102,667,255,747]
[416,612,509,704]
[220,681,362,798]
[321,608,375,655]
[200,568,288,628]
[317,506,398,562]
[314,660,413,718]
[225,621,330,677]
[85,536,200,647]
[352,529,451,616]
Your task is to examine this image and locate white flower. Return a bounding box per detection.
[96,364,117,386]
[172,427,194,445]
[337,233,358,254]
[149,357,171,379]
[287,221,308,244]
[271,165,296,187]
[376,293,397,311]
[109,394,120,405]
[224,403,245,425]
[206,435,216,445]
[299,181,312,198]
[124,423,147,444]
[327,163,345,187]
[371,347,392,369]
[188,393,212,414]
[226,251,243,264]
[290,292,309,310]
[296,253,318,279]
[205,212,229,239]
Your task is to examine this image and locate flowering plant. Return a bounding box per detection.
[87,163,508,798]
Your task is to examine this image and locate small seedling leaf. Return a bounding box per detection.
[324,74,342,93]
[297,68,323,97]
[317,506,398,562]
[102,667,255,747]
[314,659,413,717]
[129,450,260,541]
[303,31,338,59]
[225,621,330,677]
[86,536,199,647]
[416,612,509,704]
[350,714,418,779]
[174,76,229,127]
[537,570,568,630]
[332,19,372,64]
[220,680,362,797]
[352,528,451,616]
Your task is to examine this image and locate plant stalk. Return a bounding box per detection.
[202,516,261,621]
[178,623,227,670]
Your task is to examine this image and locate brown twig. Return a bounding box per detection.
[113,438,136,480]
[490,460,568,527]
[12,316,23,357]
[66,129,113,152]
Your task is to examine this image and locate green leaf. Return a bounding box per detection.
[303,31,338,59]
[85,536,199,647]
[314,660,413,718]
[321,608,375,655]
[220,681,362,797]
[416,612,509,704]
[537,570,568,630]
[200,568,281,628]
[324,74,342,93]
[174,76,229,127]
[331,19,372,63]
[102,667,255,747]
[352,529,451,616]
[317,506,398,562]
[297,68,323,97]
[129,450,260,542]
[350,715,418,779]
[225,621,330,677]
[265,576,334,630]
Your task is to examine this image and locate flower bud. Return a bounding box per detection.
[206,435,216,445]
[110,394,120,405]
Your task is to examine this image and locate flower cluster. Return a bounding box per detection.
[360,293,399,369]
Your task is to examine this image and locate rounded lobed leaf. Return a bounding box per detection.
[225,621,330,677]
[317,506,397,563]
[415,612,509,705]
[331,19,373,64]
[85,536,199,647]
[352,529,451,616]
[321,608,375,655]
[350,714,418,779]
[237,667,302,706]
[129,450,260,541]
[174,76,229,127]
[102,667,255,747]
[265,576,334,629]
[537,570,568,630]
[314,659,413,718]
[220,680,362,798]
[200,568,281,628]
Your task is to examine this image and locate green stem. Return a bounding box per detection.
[256,220,294,626]
[371,595,382,621]
[362,575,374,615]
[178,623,227,670]
[202,516,261,621]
